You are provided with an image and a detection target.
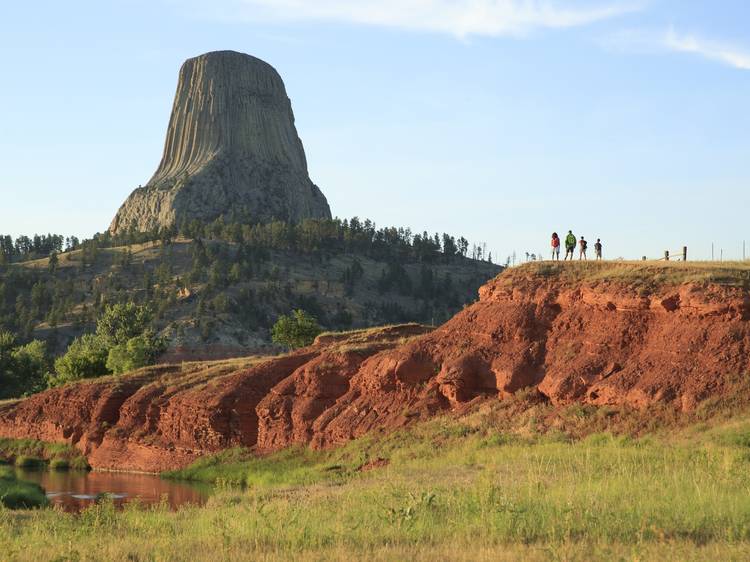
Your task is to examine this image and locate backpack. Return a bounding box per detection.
[581,240,587,250]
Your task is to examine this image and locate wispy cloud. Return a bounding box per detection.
[664,28,750,70]
[217,0,640,38]
[604,26,750,71]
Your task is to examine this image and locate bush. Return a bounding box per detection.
[0,469,48,509]
[49,458,70,470]
[14,455,45,468]
[11,340,50,395]
[95,303,153,347]
[50,333,108,386]
[271,309,322,350]
[0,333,50,399]
[106,330,166,374]
[50,302,164,385]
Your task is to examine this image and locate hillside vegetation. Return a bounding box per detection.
[0,219,500,398]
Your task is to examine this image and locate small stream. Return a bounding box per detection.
[15,468,213,512]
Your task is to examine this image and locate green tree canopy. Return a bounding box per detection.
[106,330,165,375]
[0,332,50,398]
[271,309,322,350]
[51,303,164,386]
[95,303,152,347]
[50,333,108,387]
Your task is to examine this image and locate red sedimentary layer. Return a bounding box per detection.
[1,268,748,472]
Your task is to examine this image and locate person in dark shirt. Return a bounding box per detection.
[594,239,603,260]
[579,237,588,260]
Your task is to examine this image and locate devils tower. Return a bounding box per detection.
[110,51,331,234]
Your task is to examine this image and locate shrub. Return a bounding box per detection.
[14,455,45,468]
[50,302,164,385]
[0,471,48,509]
[106,330,166,374]
[50,333,108,386]
[95,303,153,347]
[271,309,323,350]
[49,458,70,470]
[0,333,50,399]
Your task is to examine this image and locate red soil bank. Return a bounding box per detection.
[1,265,748,471]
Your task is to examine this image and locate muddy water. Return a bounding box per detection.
[15,468,212,512]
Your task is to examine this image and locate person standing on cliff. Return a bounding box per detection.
[594,238,603,260]
[551,232,561,261]
[579,237,588,260]
[564,231,576,260]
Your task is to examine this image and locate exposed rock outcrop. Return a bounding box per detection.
[110,50,331,235]
[2,264,750,472]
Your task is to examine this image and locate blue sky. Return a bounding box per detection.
[0,0,748,261]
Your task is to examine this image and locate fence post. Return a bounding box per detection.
[683,246,687,262]
[664,250,669,261]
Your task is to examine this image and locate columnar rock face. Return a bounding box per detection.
[110,50,331,234]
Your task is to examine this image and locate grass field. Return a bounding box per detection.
[3,394,750,561]
[511,259,750,287]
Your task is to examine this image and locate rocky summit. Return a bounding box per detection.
[110,50,331,235]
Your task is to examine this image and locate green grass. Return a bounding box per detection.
[5,402,750,559]
[48,458,70,470]
[0,466,48,509]
[12,456,45,469]
[0,438,90,470]
[508,260,750,287]
[164,446,346,488]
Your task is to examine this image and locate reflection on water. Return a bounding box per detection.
[15,468,212,512]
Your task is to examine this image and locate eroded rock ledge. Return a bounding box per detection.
[2,265,749,472]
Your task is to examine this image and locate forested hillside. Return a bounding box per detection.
[0,218,501,398]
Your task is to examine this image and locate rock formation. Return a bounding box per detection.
[110,50,331,235]
[2,264,750,472]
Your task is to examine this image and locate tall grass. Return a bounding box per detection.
[0,438,89,470]
[5,411,750,559]
[0,466,48,509]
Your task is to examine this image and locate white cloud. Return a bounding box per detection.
[222,0,640,38]
[664,28,750,70]
[602,26,750,71]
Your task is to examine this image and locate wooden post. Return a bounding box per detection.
[683,246,687,262]
[664,250,669,261]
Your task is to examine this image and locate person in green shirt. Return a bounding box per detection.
[564,230,576,260]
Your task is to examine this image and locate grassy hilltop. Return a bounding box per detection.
[500,259,750,288]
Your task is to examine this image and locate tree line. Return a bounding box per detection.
[2,216,493,267]
[0,234,80,264]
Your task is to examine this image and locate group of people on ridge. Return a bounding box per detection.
[550,231,602,261]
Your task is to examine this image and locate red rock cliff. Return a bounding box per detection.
[1,263,748,471]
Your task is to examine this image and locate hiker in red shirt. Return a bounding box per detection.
[551,232,561,261]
